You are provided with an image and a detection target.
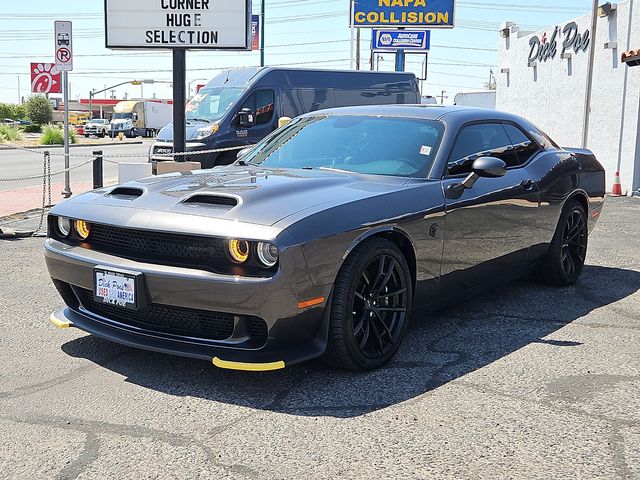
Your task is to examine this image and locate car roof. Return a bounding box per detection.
[300,104,523,124]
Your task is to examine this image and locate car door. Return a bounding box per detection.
[440,121,540,289]
[236,89,277,145]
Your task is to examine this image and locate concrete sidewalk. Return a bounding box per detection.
[0,179,116,218]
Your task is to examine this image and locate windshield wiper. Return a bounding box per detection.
[187,117,211,123]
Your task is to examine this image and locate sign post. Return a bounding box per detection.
[54,20,73,198]
[104,0,251,161]
[351,0,452,72]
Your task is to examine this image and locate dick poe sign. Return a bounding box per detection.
[352,0,455,28]
[105,0,251,50]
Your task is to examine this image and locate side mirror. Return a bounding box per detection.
[236,147,252,160]
[132,113,138,122]
[448,157,507,196]
[472,157,507,178]
[237,108,255,128]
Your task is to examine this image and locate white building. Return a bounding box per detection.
[496,0,640,195]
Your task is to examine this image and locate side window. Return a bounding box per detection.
[255,90,275,125]
[448,123,518,175]
[503,124,539,165]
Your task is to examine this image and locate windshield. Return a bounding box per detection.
[113,113,132,120]
[186,87,244,122]
[245,115,444,177]
[91,119,106,124]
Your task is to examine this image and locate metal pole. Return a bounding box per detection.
[349,0,354,69]
[89,91,93,120]
[356,28,361,70]
[395,49,405,71]
[616,0,635,176]
[92,150,103,189]
[260,0,266,67]
[172,49,187,160]
[582,0,599,148]
[62,71,71,198]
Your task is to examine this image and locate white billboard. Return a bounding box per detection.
[104,0,251,50]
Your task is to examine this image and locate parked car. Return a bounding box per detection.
[45,106,605,372]
[149,67,420,169]
[1,118,20,126]
[84,118,110,138]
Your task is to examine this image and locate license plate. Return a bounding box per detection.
[93,267,144,310]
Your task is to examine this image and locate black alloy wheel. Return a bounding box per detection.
[560,207,587,279]
[536,199,588,286]
[352,254,409,359]
[325,237,413,371]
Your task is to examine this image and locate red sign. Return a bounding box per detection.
[30,63,61,94]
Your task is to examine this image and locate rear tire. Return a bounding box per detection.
[324,238,413,371]
[536,199,588,286]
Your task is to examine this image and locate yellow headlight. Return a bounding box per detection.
[75,220,91,240]
[228,239,249,263]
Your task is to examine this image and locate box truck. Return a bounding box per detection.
[110,100,172,138]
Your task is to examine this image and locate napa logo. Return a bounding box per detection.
[379,33,393,46]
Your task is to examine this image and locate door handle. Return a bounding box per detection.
[520,179,534,190]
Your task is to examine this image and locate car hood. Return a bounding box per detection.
[54,165,411,229]
[157,121,211,141]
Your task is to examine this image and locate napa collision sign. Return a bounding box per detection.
[352,0,455,28]
[104,0,251,50]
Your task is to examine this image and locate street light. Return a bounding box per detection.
[89,79,168,118]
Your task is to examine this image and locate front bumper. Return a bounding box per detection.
[45,239,332,370]
[149,142,221,169]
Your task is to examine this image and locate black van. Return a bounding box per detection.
[150,67,420,169]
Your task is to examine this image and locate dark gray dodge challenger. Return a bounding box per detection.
[45,105,605,371]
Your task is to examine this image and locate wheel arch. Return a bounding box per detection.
[339,226,417,293]
[565,189,589,214]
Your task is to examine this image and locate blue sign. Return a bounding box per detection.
[372,29,431,51]
[352,0,455,28]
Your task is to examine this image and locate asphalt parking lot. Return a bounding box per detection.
[0,196,639,479]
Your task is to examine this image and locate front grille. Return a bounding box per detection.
[87,223,228,271]
[154,146,173,155]
[74,287,268,345]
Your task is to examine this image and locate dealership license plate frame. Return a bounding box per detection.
[93,266,146,311]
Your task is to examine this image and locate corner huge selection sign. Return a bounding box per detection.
[352,0,455,28]
[104,0,251,49]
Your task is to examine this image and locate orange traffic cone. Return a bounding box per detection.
[611,171,623,196]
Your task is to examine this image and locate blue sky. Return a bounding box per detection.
[0,0,592,104]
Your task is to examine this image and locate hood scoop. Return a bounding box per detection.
[108,187,144,199]
[182,194,239,208]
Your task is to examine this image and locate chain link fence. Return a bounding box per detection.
[0,142,253,239]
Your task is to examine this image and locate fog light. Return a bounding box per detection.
[256,242,278,267]
[57,216,71,237]
[75,220,91,240]
[228,239,249,263]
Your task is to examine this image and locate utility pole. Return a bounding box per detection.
[437,90,448,104]
[260,0,265,67]
[582,0,599,148]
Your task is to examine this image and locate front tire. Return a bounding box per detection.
[536,199,588,286]
[325,238,413,371]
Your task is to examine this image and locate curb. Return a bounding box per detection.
[0,141,144,151]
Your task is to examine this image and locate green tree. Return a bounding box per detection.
[25,95,53,125]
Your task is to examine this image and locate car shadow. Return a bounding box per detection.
[61,265,640,418]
